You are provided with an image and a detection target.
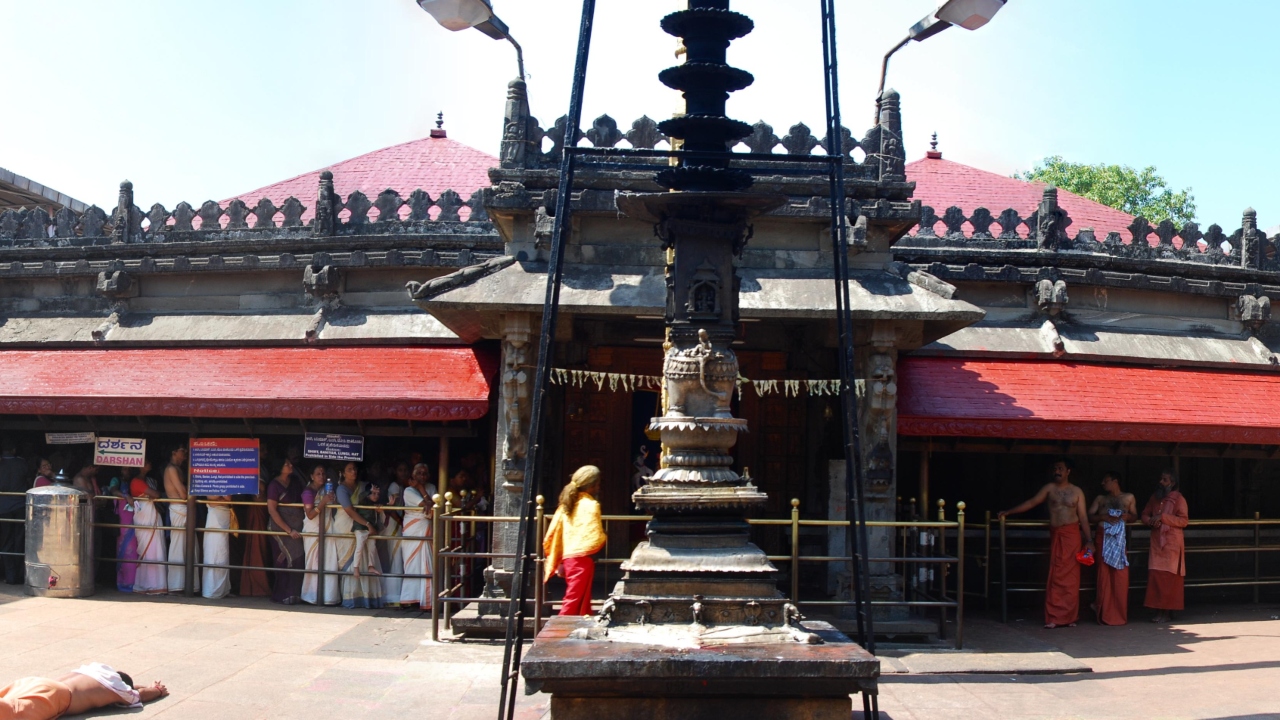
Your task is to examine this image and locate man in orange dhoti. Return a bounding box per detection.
[1000,458,1094,629]
[0,662,166,719]
[1142,469,1188,623]
[1087,472,1136,625]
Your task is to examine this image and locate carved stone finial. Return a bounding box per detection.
[314,171,338,237]
[1036,186,1071,250]
[927,131,942,159]
[1242,207,1260,270]
[431,111,447,139]
[877,89,905,181]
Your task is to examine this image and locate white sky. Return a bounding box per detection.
[2,1,1277,228]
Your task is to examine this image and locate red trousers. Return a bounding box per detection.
[1045,525,1081,626]
[1095,529,1129,626]
[559,555,595,616]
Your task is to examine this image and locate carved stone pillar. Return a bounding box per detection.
[480,312,533,612]
[860,322,902,618]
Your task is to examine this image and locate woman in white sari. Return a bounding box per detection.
[398,463,437,608]
[201,496,234,599]
[334,464,384,609]
[379,475,404,606]
[300,464,339,605]
[130,467,168,595]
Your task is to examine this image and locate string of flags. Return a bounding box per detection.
[550,368,846,398]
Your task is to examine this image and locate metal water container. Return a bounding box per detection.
[25,470,95,597]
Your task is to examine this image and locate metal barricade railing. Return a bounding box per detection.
[85,493,434,608]
[550,497,967,648]
[0,491,28,561]
[431,490,524,641]
[997,513,1280,622]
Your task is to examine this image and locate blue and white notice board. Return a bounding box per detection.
[190,438,261,495]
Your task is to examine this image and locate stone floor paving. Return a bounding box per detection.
[4,585,1280,719]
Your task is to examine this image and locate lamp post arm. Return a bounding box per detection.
[875,35,910,124]
[505,33,526,81]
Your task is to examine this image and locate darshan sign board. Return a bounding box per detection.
[93,437,147,467]
[303,432,365,462]
[190,438,260,495]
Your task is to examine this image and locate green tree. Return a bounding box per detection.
[1016,156,1197,226]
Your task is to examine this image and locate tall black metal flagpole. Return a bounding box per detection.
[496,2,597,719]
[819,0,879,716]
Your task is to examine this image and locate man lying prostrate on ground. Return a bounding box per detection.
[0,662,166,719]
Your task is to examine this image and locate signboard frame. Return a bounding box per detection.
[92,437,147,467]
[189,438,261,496]
[303,432,365,462]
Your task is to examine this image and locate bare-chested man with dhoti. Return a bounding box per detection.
[999,458,1093,628]
[1087,472,1137,625]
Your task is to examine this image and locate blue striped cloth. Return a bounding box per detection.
[1102,508,1128,570]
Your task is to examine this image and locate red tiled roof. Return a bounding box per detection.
[898,357,1280,444]
[906,155,1137,240]
[226,134,497,222]
[0,346,497,421]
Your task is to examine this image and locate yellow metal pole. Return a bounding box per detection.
[1000,513,1007,623]
[535,495,546,634]
[443,492,455,629]
[430,493,443,642]
[919,449,930,518]
[956,501,966,650]
[984,510,992,604]
[790,498,801,603]
[1255,511,1262,604]
[438,436,450,492]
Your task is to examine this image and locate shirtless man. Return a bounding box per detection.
[999,458,1093,628]
[1087,472,1137,625]
[0,662,166,719]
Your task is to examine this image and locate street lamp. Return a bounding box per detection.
[416,0,525,80]
[876,0,1007,117]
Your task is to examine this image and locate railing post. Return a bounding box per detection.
[442,493,454,630]
[936,499,946,641]
[1255,511,1262,604]
[983,510,991,607]
[535,495,546,634]
[316,498,328,605]
[999,513,1008,623]
[430,493,443,642]
[790,498,801,603]
[956,501,966,650]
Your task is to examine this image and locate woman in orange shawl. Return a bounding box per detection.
[543,466,606,617]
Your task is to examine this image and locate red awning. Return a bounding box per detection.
[0,347,496,421]
[898,357,1280,445]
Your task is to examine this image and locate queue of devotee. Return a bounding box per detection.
[0,436,493,612]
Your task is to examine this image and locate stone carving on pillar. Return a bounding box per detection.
[95,270,138,300]
[864,352,897,495]
[1238,295,1271,334]
[500,313,533,487]
[1036,278,1069,317]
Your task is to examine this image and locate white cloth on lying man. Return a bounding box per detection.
[71,662,141,708]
